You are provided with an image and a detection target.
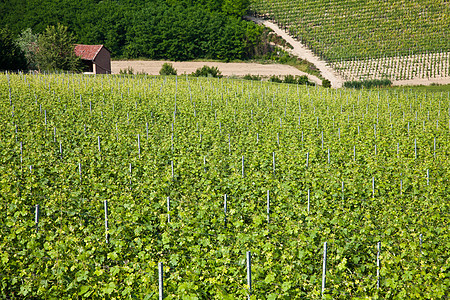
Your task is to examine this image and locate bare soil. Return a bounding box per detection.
[111,60,322,85]
[245,16,345,88]
[113,17,450,88]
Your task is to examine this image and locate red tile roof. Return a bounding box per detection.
[74,44,105,61]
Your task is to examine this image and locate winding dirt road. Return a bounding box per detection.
[246,16,450,87]
[246,16,345,88]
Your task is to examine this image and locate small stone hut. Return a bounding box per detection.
[74,44,111,74]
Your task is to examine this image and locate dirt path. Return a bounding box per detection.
[246,16,450,87]
[246,16,345,88]
[111,60,323,85]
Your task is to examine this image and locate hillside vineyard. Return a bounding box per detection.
[250,0,450,82]
[1,73,449,298]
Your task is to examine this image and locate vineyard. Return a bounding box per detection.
[1,73,450,298]
[249,0,450,82]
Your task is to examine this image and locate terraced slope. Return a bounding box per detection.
[250,0,450,82]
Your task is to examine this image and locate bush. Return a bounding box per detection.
[344,79,392,89]
[297,75,311,85]
[159,63,177,76]
[322,79,331,88]
[191,65,222,78]
[243,74,261,81]
[283,74,296,84]
[269,75,282,83]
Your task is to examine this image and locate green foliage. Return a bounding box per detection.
[191,65,222,78]
[0,27,27,71]
[222,0,250,17]
[243,74,261,81]
[269,74,313,85]
[0,0,263,61]
[269,75,282,83]
[35,23,82,72]
[344,79,392,89]
[2,73,449,298]
[15,28,39,70]
[250,0,450,61]
[322,79,331,88]
[283,74,296,84]
[250,0,450,81]
[159,63,177,76]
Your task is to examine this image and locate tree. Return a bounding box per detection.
[15,28,39,70]
[0,27,27,71]
[222,0,250,17]
[36,23,82,72]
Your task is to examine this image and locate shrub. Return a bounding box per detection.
[159,63,177,76]
[269,75,282,83]
[283,74,296,84]
[191,65,222,78]
[344,79,392,89]
[322,79,331,88]
[297,75,311,85]
[243,74,261,81]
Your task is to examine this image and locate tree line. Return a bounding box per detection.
[0,0,264,71]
